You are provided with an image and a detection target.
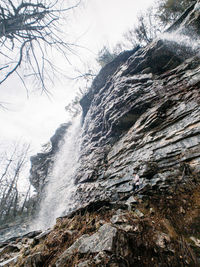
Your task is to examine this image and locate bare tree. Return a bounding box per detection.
[64,62,98,118]
[122,1,196,47]
[0,0,81,93]
[0,142,31,222]
[123,7,163,47]
[65,86,89,118]
[96,45,118,67]
[158,0,195,26]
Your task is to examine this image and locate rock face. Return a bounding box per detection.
[25,1,200,220]
[1,3,200,266]
[28,1,200,217]
[73,3,200,208]
[80,46,140,118]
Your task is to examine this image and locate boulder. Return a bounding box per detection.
[56,224,117,267]
[23,252,44,267]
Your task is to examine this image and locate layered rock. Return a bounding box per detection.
[27,2,200,213]
[73,3,200,208]
[27,1,200,214]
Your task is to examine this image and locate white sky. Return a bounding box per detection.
[0,0,155,155]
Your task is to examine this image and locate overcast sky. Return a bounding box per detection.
[0,0,155,155]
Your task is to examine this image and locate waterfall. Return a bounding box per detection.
[161,32,200,52]
[33,115,82,230]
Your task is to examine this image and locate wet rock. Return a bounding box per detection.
[66,0,200,210]
[0,255,19,266]
[22,230,42,239]
[111,212,129,224]
[23,252,44,267]
[1,4,200,267]
[74,37,200,208]
[0,244,20,256]
[190,236,200,247]
[80,46,141,118]
[33,229,51,242]
[25,1,200,248]
[133,209,144,218]
[155,232,171,249]
[116,183,133,193]
[76,260,92,267]
[56,224,117,267]
[102,176,133,189]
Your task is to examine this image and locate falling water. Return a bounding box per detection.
[160,0,200,52]
[161,31,200,53]
[32,115,82,230]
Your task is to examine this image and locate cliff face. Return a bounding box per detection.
[2,2,200,266]
[28,2,200,211]
[74,9,200,209]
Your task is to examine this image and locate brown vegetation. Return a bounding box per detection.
[15,175,200,267]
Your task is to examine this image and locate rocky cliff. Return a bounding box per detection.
[74,2,200,209]
[1,2,200,266]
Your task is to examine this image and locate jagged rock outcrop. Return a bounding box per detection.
[80,46,140,118]
[25,1,200,223]
[73,2,200,209]
[75,46,200,206]
[28,2,200,213]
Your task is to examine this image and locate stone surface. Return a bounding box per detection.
[76,260,92,267]
[125,196,138,205]
[72,5,200,208]
[190,236,200,247]
[22,230,42,239]
[56,224,117,267]
[133,209,144,218]
[55,222,133,267]
[78,224,117,253]
[27,1,200,218]
[33,229,51,241]
[0,255,19,267]
[23,252,44,267]
[155,232,171,249]
[111,213,129,224]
